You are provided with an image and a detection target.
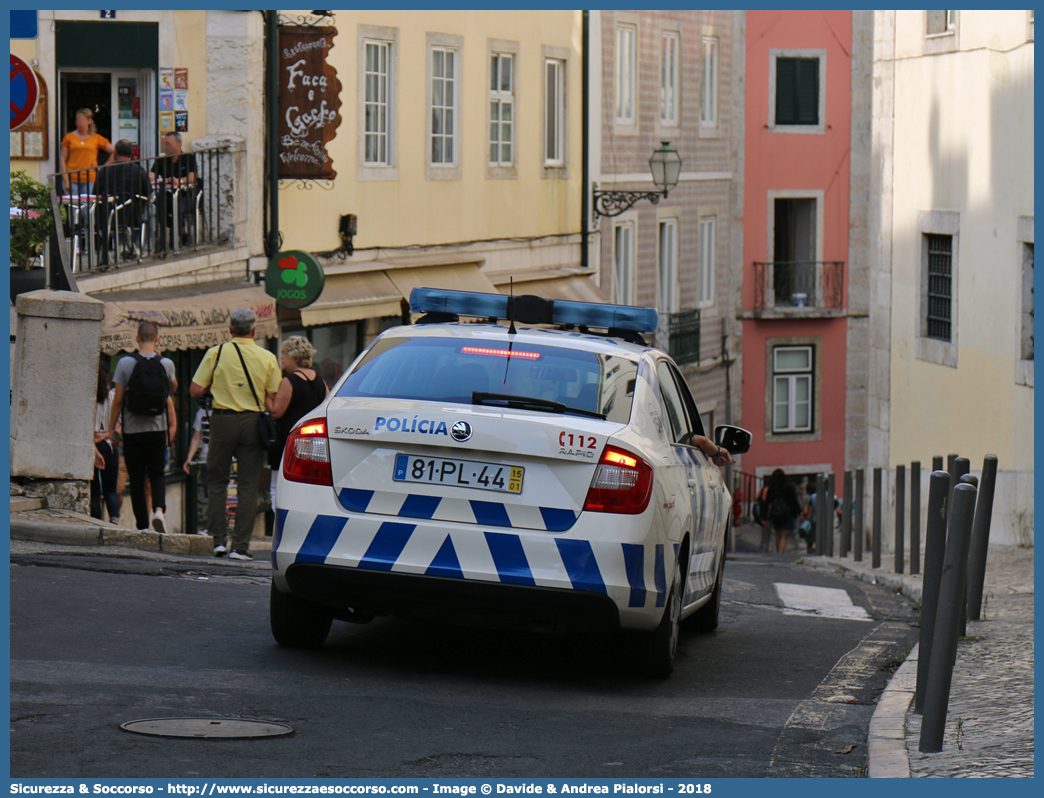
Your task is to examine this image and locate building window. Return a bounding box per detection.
[614,221,635,305]
[363,41,392,165]
[926,234,953,342]
[775,57,819,126]
[772,346,813,433]
[701,36,718,127]
[658,219,678,312]
[489,52,514,166]
[430,46,457,165]
[660,32,679,125]
[1022,242,1034,361]
[615,24,636,124]
[927,10,957,35]
[698,217,716,305]
[544,58,565,165]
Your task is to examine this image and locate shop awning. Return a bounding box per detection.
[493,272,609,304]
[301,262,498,327]
[96,280,277,354]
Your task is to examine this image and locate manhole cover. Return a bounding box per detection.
[120,718,293,739]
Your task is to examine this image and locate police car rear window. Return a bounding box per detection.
[336,337,638,424]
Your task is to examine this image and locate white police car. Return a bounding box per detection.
[270,288,751,677]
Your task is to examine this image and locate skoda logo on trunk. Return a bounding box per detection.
[451,421,473,442]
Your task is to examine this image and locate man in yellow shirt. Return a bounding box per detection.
[190,308,281,559]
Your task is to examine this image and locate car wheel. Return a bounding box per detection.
[685,543,725,633]
[270,582,333,648]
[630,549,683,679]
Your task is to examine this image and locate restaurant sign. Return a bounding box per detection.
[278,26,342,179]
[265,250,325,309]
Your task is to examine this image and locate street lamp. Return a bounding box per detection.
[592,141,683,220]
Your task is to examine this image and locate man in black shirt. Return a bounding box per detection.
[94,139,152,264]
[150,131,198,252]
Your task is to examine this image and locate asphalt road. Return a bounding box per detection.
[10,543,919,779]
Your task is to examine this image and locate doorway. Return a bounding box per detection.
[59,69,155,173]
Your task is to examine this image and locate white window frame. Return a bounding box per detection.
[658,217,679,313]
[426,32,463,180]
[926,10,958,37]
[924,11,959,53]
[698,216,716,307]
[660,31,679,127]
[772,345,814,434]
[488,48,516,170]
[1016,215,1034,387]
[768,48,827,135]
[613,218,636,306]
[701,36,718,128]
[543,52,567,172]
[358,25,399,181]
[363,40,392,167]
[615,23,637,126]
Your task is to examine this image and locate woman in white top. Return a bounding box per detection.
[91,364,121,524]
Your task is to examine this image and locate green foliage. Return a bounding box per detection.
[9,170,57,269]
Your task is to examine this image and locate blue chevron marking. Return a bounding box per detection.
[654,543,666,607]
[398,493,442,519]
[621,543,647,607]
[484,532,536,586]
[425,535,464,579]
[272,508,289,569]
[555,539,607,594]
[358,522,416,571]
[338,488,374,513]
[539,506,578,531]
[295,514,348,564]
[470,500,512,527]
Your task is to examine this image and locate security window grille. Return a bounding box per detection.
[701,36,718,126]
[927,10,957,34]
[661,32,679,125]
[1022,243,1034,360]
[775,57,819,126]
[616,25,636,123]
[614,222,634,305]
[545,58,565,164]
[926,234,953,342]
[489,53,514,165]
[431,47,456,164]
[364,41,391,165]
[698,217,716,304]
[658,219,677,312]
[773,346,813,433]
[668,309,701,366]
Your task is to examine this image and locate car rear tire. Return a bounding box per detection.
[270,582,333,648]
[629,550,683,679]
[685,543,725,633]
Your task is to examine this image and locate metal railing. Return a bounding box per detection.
[666,308,700,365]
[752,261,845,310]
[49,145,232,275]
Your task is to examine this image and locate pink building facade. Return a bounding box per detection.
[740,10,872,488]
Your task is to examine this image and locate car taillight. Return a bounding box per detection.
[282,417,332,486]
[582,444,653,514]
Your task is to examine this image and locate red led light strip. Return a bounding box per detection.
[460,346,541,360]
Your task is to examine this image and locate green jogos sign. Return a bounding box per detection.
[265,250,325,309]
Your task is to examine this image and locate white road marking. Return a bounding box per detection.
[773,582,872,621]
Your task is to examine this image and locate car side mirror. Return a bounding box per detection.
[714,424,752,455]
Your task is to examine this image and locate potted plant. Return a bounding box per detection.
[10,170,59,302]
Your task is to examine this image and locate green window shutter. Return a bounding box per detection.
[775,58,797,125]
[775,57,819,126]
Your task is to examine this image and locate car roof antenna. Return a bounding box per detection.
[507,276,517,335]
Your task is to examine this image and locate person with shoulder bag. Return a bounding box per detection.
[764,468,802,554]
[189,308,281,560]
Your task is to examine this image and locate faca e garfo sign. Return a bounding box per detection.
[265,250,325,309]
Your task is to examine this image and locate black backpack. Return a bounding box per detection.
[124,353,170,416]
[770,493,789,523]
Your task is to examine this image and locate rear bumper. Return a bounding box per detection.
[282,562,621,634]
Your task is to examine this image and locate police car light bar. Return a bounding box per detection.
[410,287,659,334]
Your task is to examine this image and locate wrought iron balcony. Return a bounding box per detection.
[752,261,845,311]
[665,308,701,365]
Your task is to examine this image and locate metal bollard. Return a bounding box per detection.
[854,468,865,562]
[841,470,852,557]
[945,454,959,526]
[920,482,978,753]
[895,464,906,574]
[932,455,943,473]
[872,467,882,568]
[910,461,921,575]
[827,472,836,557]
[966,455,998,622]
[915,470,951,714]
[956,472,977,637]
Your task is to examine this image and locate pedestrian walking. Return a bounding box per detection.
[108,322,177,533]
[91,362,120,525]
[754,476,772,552]
[190,308,281,560]
[182,395,213,534]
[765,468,801,554]
[269,336,329,509]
